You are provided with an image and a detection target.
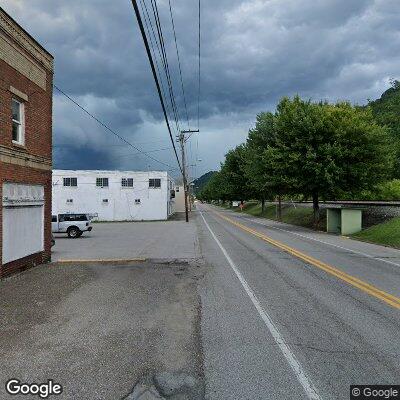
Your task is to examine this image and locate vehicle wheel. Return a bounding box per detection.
[67,226,80,238]
[76,231,83,237]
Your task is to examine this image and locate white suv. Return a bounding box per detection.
[52,213,93,238]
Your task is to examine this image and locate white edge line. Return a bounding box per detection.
[200,210,321,400]
[234,213,400,268]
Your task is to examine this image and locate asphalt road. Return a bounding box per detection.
[196,203,400,400]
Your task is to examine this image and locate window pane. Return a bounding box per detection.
[96,178,102,186]
[149,179,154,187]
[12,121,20,141]
[71,178,77,187]
[103,178,109,187]
[12,100,20,121]
[155,179,161,188]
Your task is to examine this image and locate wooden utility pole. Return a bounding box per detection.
[178,130,199,222]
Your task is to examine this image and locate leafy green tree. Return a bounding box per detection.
[244,112,275,213]
[272,96,394,225]
[219,144,251,203]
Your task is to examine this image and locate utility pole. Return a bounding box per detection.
[178,129,199,222]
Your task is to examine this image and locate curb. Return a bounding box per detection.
[53,258,146,265]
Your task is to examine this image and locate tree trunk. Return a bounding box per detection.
[261,197,265,214]
[277,194,282,221]
[312,191,320,229]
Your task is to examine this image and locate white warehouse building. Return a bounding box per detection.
[52,170,176,221]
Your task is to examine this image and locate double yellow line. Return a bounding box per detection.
[215,211,400,310]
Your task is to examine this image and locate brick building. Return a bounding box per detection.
[0,8,53,277]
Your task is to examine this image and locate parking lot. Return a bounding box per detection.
[52,216,200,262]
[0,213,205,399]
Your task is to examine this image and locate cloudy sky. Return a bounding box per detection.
[3,0,400,178]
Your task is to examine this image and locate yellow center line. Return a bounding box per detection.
[213,210,400,310]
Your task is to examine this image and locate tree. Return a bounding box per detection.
[244,112,275,213]
[219,144,250,203]
[271,96,394,225]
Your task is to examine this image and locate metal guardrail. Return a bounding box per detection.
[270,200,400,207]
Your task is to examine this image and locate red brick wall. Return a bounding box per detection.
[0,38,53,278]
[0,58,53,155]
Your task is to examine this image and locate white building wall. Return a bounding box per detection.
[174,185,186,213]
[52,170,175,221]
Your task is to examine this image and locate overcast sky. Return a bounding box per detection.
[3,0,400,178]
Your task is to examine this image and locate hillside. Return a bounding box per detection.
[369,80,400,137]
[368,80,400,177]
[192,171,217,194]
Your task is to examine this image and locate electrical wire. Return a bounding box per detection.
[149,0,181,134]
[197,0,201,130]
[139,0,174,131]
[54,84,175,170]
[168,0,190,130]
[130,0,183,174]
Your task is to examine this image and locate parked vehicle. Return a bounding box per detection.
[51,213,93,238]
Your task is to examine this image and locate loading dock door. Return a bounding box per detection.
[2,183,44,264]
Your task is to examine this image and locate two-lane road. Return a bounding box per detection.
[196,203,400,399]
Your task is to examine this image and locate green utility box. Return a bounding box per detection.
[326,208,362,235]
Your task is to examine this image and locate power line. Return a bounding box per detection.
[139,0,174,131]
[130,0,183,174]
[197,0,201,130]
[118,146,172,158]
[168,0,190,130]
[53,84,175,170]
[149,0,182,134]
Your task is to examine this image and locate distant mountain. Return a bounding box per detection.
[192,171,217,194]
[368,80,400,177]
[369,80,400,138]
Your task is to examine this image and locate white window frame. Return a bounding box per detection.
[121,178,134,188]
[96,177,109,187]
[63,177,77,187]
[12,98,25,145]
[149,178,161,189]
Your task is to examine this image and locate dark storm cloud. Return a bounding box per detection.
[3,0,400,175]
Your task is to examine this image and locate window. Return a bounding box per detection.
[59,214,88,222]
[176,186,180,192]
[135,199,141,204]
[96,177,109,187]
[149,178,161,188]
[12,99,24,144]
[63,177,77,187]
[122,178,134,187]
[51,215,57,222]
[66,199,73,204]
[102,199,109,203]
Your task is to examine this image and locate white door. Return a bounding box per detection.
[2,183,45,264]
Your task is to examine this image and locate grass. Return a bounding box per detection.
[351,217,400,248]
[221,201,327,230]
